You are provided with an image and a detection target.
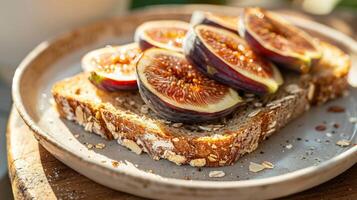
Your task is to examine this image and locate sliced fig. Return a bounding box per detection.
[190,11,239,33]
[312,41,351,78]
[81,43,141,91]
[184,24,283,94]
[239,7,321,73]
[136,48,243,123]
[134,20,189,52]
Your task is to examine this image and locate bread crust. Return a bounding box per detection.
[52,72,348,167]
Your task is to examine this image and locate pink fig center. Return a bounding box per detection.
[144,53,229,105]
[92,46,141,75]
[247,9,317,55]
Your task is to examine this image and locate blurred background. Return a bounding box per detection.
[0,0,356,199]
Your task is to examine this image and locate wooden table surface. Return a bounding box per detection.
[6,107,357,199]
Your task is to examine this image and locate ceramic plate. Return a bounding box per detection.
[12,5,357,200]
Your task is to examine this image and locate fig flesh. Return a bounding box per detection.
[190,11,239,33]
[239,7,321,73]
[136,48,243,123]
[81,43,141,91]
[134,20,189,53]
[184,24,283,94]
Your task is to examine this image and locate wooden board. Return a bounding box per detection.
[6,107,357,199]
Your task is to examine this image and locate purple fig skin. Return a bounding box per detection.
[137,36,156,51]
[89,72,137,92]
[137,78,239,123]
[242,27,310,73]
[183,27,270,95]
[239,9,321,73]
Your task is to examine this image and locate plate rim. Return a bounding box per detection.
[12,4,357,190]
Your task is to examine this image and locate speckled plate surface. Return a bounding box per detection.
[12,5,357,200]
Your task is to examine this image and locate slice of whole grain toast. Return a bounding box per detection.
[52,64,349,167]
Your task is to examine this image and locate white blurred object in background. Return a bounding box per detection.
[0,0,129,84]
[301,0,341,14]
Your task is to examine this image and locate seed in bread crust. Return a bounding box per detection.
[268,121,277,129]
[248,109,261,117]
[112,132,119,139]
[253,102,263,107]
[152,140,174,152]
[219,160,227,165]
[84,122,93,132]
[163,151,186,165]
[95,111,101,119]
[209,154,218,158]
[307,83,315,101]
[267,101,281,109]
[172,123,183,128]
[208,154,218,162]
[266,128,276,135]
[152,155,160,160]
[140,105,149,114]
[198,125,213,131]
[199,124,224,132]
[75,106,85,125]
[106,122,116,133]
[93,121,101,132]
[189,158,206,167]
[121,139,142,155]
[283,95,296,101]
